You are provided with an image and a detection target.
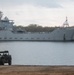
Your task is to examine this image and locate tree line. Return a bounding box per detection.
[13,24,58,32]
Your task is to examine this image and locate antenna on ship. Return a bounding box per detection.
[0,11,3,20]
[63,17,69,27]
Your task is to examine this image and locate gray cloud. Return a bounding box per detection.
[0,0,62,8]
[27,0,62,8]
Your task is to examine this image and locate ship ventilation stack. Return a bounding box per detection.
[0,11,3,20]
[63,17,69,27]
[4,16,9,21]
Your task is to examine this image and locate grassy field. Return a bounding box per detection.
[0,65,74,75]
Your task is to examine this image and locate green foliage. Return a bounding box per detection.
[13,24,57,32]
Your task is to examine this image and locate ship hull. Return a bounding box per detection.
[0,28,74,42]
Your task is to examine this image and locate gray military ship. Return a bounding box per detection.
[0,11,74,41]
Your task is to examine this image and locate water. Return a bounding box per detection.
[0,41,74,65]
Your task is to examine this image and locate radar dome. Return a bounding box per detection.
[63,17,69,27]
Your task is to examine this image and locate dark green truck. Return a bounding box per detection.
[0,51,12,65]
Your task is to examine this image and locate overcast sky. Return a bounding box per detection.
[0,0,74,27]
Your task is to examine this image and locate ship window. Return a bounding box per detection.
[26,38,28,39]
[20,38,23,39]
[15,38,17,39]
[31,38,34,39]
[4,37,7,39]
[37,38,39,39]
[48,38,50,39]
[43,38,45,39]
[9,38,12,39]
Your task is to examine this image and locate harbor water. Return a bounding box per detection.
[0,41,74,65]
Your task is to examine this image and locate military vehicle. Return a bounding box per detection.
[0,51,12,65]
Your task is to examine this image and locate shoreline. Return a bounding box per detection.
[0,65,74,75]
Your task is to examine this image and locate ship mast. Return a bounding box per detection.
[63,17,69,27]
[0,11,3,20]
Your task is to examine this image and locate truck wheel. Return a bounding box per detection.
[1,60,4,65]
[8,61,11,65]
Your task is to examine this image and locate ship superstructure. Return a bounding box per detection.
[0,11,74,41]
